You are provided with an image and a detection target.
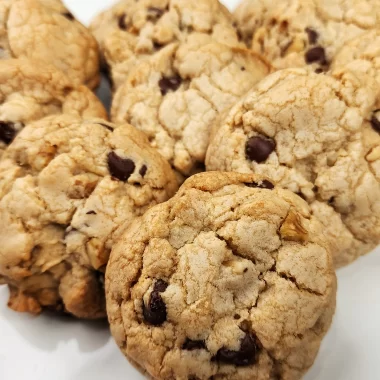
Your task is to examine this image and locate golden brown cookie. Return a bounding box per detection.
[0,58,107,156]
[0,115,178,318]
[206,68,380,267]
[107,171,336,380]
[0,0,100,88]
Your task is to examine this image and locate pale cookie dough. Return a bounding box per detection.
[0,58,107,156]
[90,0,241,89]
[0,0,100,88]
[106,171,336,380]
[111,38,270,176]
[206,68,380,267]
[0,114,178,318]
[233,0,380,72]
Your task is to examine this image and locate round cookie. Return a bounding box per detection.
[233,0,380,72]
[0,0,100,88]
[206,68,380,267]
[90,0,241,89]
[0,115,178,318]
[0,58,107,156]
[111,37,270,176]
[106,171,336,380]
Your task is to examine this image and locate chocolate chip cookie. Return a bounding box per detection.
[0,115,178,318]
[106,171,336,380]
[90,0,242,89]
[0,0,100,88]
[111,37,269,176]
[234,0,380,72]
[206,68,380,267]
[0,58,107,156]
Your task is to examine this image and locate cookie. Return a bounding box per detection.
[106,171,336,380]
[111,38,269,176]
[0,58,107,156]
[0,0,100,88]
[233,0,380,72]
[331,29,380,85]
[0,114,178,318]
[90,0,241,89]
[206,68,380,267]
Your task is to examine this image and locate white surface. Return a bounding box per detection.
[1,1,380,379]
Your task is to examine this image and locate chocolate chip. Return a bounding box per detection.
[159,75,182,96]
[371,110,380,133]
[305,46,326,64]
[245,136,275,163]
[142,280,168,326]
[147,7,164,20]
[315,68,324,74]
[305,27,318,45]
[241,66,246,71]
[118,13,127,30]
[213,333,260,367]
[107,152,135,181]
[244,179,274,190]
[139,165,147,177]
[153,41,164,50]
[98,123,113,132]
[86,210,97,215]
[0,121,17,144]
[182,339,206,351]
[63,12,75,20]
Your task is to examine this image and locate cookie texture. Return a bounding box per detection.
[206,68,380,267]
[233,0,380,72]
[106,171,336,380]
[0,58,107,156]
[111,38,269,176]
[0,115,178,318]
[0,0,100,88]
[90,0,241,89]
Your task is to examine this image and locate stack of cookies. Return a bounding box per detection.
[0,0,379,379]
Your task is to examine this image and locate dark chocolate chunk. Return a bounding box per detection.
[107,151,135,181]
[62,12,75,20]
[86,210,97,215]
[305,27,318,45]
[139,165,148,177]
[153,41,164,50]
[213,333,260,367]
[0,121,17,144]
[315,68,324,74]
[245,136,275,163]
[142,280,168,326]
[182,339,206,351]
[245,180,274,190]
[118,13,128,30]
[305,46,326,64]
[371,111,380,133]
[159,75,182,96]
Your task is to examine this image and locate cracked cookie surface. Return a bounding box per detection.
[90,0,242,89]
[106,171,336,380]
[0,0,100,88]
[0,58,107,156]
[111,38,269,176]
[0,114,178,318]
[233,0,380,72]
[206,68,380,267]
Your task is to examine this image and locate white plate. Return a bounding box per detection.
[1,1,380,379]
